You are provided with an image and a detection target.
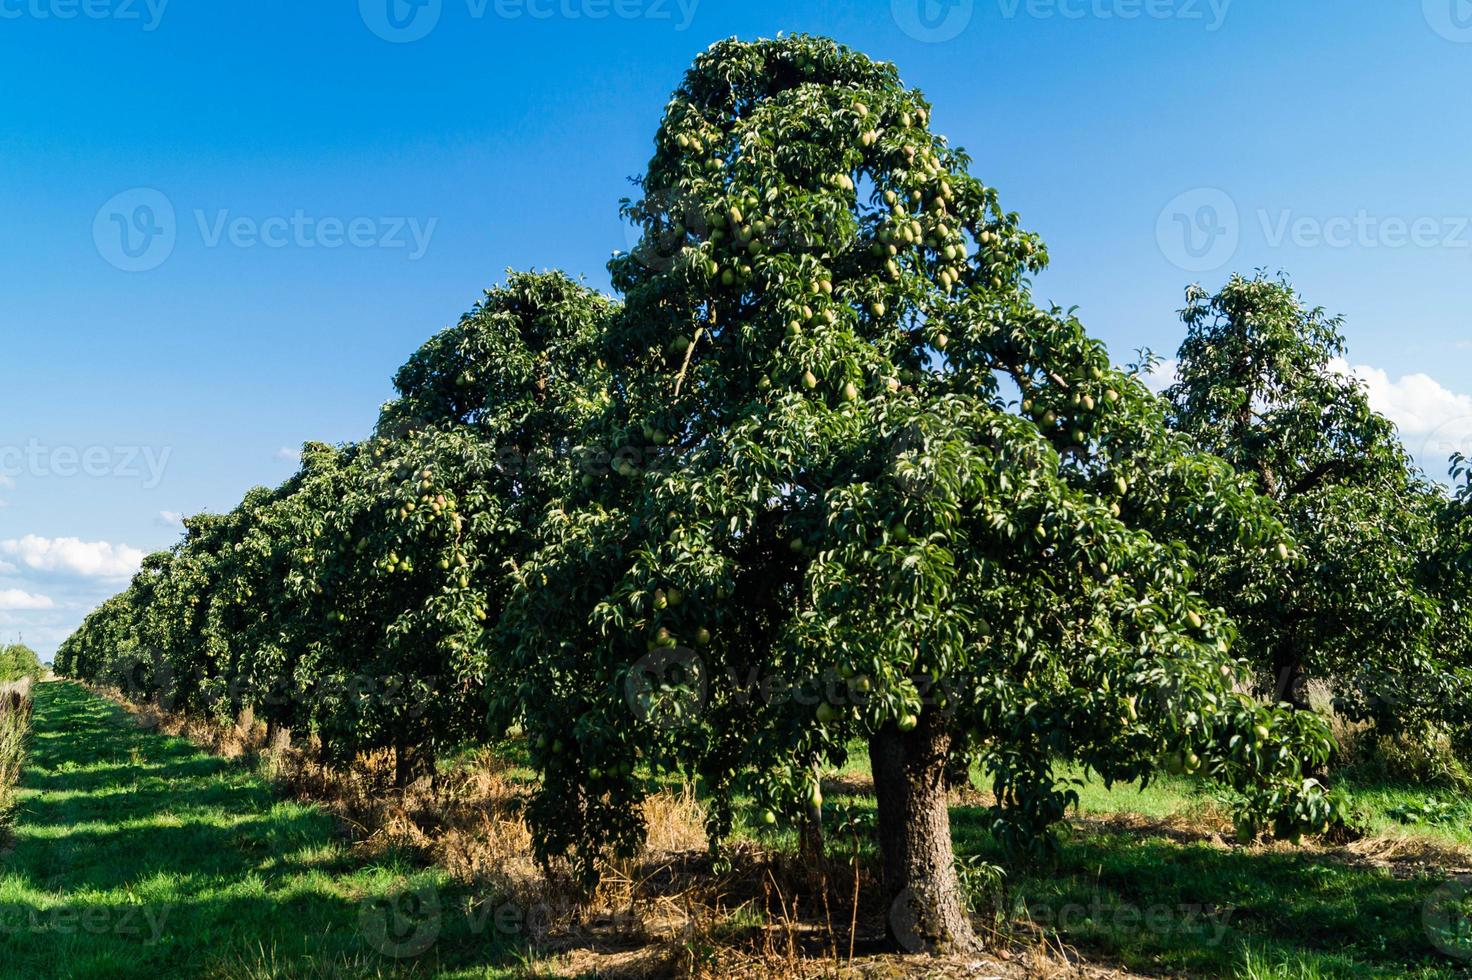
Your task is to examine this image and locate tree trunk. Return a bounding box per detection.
[395,736,411,790]
[800,798,826,869]
[869,714,976,954]
[1272,646,1309,710]
[395,736,434,790]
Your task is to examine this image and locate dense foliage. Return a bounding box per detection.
[1163,275,1468,749]
[0,644,42,684]
[61,35,1472,953]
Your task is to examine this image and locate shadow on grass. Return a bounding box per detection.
[0,682,532,979]
[949,802,1472,978]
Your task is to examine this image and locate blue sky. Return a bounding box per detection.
[4,0,1472,658]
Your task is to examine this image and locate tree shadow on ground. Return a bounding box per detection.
[949,802,1472,977]
[0,683,532,979]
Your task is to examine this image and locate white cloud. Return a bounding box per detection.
[1137,354,1472,468]
[0,536,144,580]
[1333,359,1472,467]
[0,561,16,575]
[0,475,14,489]
[0,589,54,611]
[1142,358,1179,395]
[276,447,299,462]
[158,511,184,527]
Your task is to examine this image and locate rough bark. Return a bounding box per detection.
[394,736,435,789]
[800,799,826,869]
[1273,646,1310,711]
[869,714,977,954]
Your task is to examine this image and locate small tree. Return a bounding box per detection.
[1164,273,1444,713]
[0,645,41,683]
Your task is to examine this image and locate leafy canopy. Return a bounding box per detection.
[60,36,1347,885]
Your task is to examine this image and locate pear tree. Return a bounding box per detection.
[499,36,1340,952]
[59,273,614,787]
[1163,274,1446,717]
[57,37,1352,957]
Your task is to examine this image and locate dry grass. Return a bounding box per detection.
[100,689,820,971]
[82,687,1243,979]
[0,678,35,837]
[89,687,1167,978]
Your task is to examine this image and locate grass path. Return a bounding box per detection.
[7,682,1472,978]
[0,683,520,979]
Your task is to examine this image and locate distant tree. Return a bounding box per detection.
[59,272,612,787]
[0,644,42,683]
[1164,273,1445,715]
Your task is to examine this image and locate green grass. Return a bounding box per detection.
[0,683,533,979]
[732,750,1472,978]
[951,812,1471,978]
[9,686,1472,978]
